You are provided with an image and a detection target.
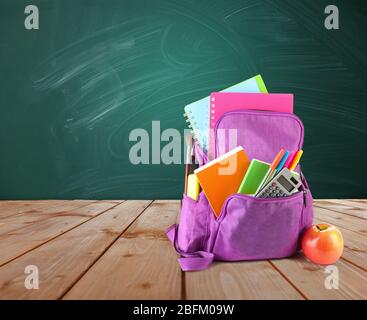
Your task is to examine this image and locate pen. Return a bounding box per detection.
[275,150,290,173]
[259,149,285,189]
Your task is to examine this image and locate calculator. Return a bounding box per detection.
[256,168,302,198]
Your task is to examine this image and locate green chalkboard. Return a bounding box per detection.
[0,0,366,199]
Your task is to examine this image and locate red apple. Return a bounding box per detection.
[301,223,344,265]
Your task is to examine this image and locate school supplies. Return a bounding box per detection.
[263,150,290,186]
[238,159,270,195]
[169,101,313,272]
[186,174,200,200]
[260,149,285,188]
[286,152,298,169]
[289,150,304,171]
[194,146,250,218]
[184,75,267,153]
[256,168,302,198]
[275,150,290,173]
[283,151,295,169]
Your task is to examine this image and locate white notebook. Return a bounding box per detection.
[184,74,267,153]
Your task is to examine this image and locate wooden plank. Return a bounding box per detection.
[185,261,303,300]
[0,199,365,300]
[0,200,68,206]
[123,200,180,239]
[0,202,39,219]
[314,217,367,271]
[271,254,367,300]
[314,200,367,219]
[334,200,367,209]
[347,200,367,204]
[314,206,367,236]
[0,200,101,236]
[63,200,181,300]
[0,200,151,300]
[63,238,181,300]
[316,199,367,209]
[0,201,120,266]
[0,200,86,219]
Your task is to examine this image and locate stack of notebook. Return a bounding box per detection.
[184,75,268,154]
[184,74,294,159]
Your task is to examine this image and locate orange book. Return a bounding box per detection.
[194,146,250,218]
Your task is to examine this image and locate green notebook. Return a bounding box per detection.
[238,159,270,195]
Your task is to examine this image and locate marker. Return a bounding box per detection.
[289,150,304,171]
[286,152,298,169]
[275,150,290,173]
[284,151,295,169]
[263,150,290,183]
[265,149,284,176]
[270,149,286,170]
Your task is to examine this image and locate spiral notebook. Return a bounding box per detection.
[184,75,267,153]
[208,92,293,158]
[209,92,294,130]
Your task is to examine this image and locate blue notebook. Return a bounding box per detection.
[184,74,268,153]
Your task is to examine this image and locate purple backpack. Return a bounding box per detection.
[167,110,313,271]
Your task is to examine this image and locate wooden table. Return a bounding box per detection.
[0,199,366,300]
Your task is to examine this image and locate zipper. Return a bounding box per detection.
[300,189,308,230]
[213,110,304,158]
[299,169,308,208]
[216,191,305,222]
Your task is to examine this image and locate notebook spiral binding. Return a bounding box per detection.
[184,110,207,149]
[184,110,199,141]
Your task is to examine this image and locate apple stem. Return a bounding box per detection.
[316,225,328,231]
